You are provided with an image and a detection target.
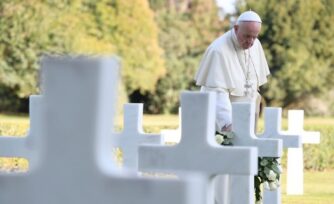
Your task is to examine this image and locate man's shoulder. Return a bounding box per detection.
[254,38,263,48]
[250,38,265,53]
[208,31,232,52]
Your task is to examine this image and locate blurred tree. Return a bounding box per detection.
[0,0,113,111]
[148,0,167,11]
[240,0,334,110]
[0,0,164,112]
[85,0,165,93]
[145,0,229,113]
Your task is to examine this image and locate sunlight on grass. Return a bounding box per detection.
[0,114,30,172]
[281,171,334,204]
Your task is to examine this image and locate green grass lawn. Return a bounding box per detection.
[281,171,334,204]
[1,113,334,203]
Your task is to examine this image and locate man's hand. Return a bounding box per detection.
[222,124,232,132]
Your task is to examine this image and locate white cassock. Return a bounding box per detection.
[194,28,270,133]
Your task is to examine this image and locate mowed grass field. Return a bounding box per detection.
[0,113,333,203]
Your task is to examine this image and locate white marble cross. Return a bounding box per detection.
[161,107,181,144]
[258,107,301,148]
[258,107,302,204]
[232,103,283,157]
[286,110,320,195]
[0,56,207,204]
[215,103,283,204]
[139,92,258,204]
[112,103,163,171]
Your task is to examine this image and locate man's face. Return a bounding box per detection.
[234,22,261,49]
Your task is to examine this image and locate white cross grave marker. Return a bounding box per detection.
[139,91,258,204]
[161,107,181,144]
[258,107,302,204]
[0,56,207,204]
[112,103,163,171]
[286,110,320,195]
[215,103,283,204]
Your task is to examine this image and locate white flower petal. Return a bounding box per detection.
[268,170,277,181]
[263,181,270,190]
[269,181,278,190]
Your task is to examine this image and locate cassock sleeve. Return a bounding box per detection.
[200,86,232,133]
[195,49,236,90]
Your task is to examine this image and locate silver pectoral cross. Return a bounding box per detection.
[244,80,253,97]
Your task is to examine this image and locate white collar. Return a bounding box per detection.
[231,29,242,50]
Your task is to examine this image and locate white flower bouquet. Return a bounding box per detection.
[255,157,282,202]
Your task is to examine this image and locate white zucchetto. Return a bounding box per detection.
[236,11,262,24]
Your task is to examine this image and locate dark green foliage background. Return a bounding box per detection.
[242,0,334,114]
[0,0,163,112]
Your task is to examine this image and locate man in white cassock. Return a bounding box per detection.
[194,11,270,204]
[194,10,270,133]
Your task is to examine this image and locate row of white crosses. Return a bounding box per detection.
[161,106,321,201]
[139,92,259,204]
[0,56,261,204]
[99,67,320,203]
[0,56,208,204]
[0,56,321,204]
[120,96,284,204]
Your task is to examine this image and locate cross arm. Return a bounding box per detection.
[138,144,258,176]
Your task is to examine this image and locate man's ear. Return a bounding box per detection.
[234,24,239,33]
